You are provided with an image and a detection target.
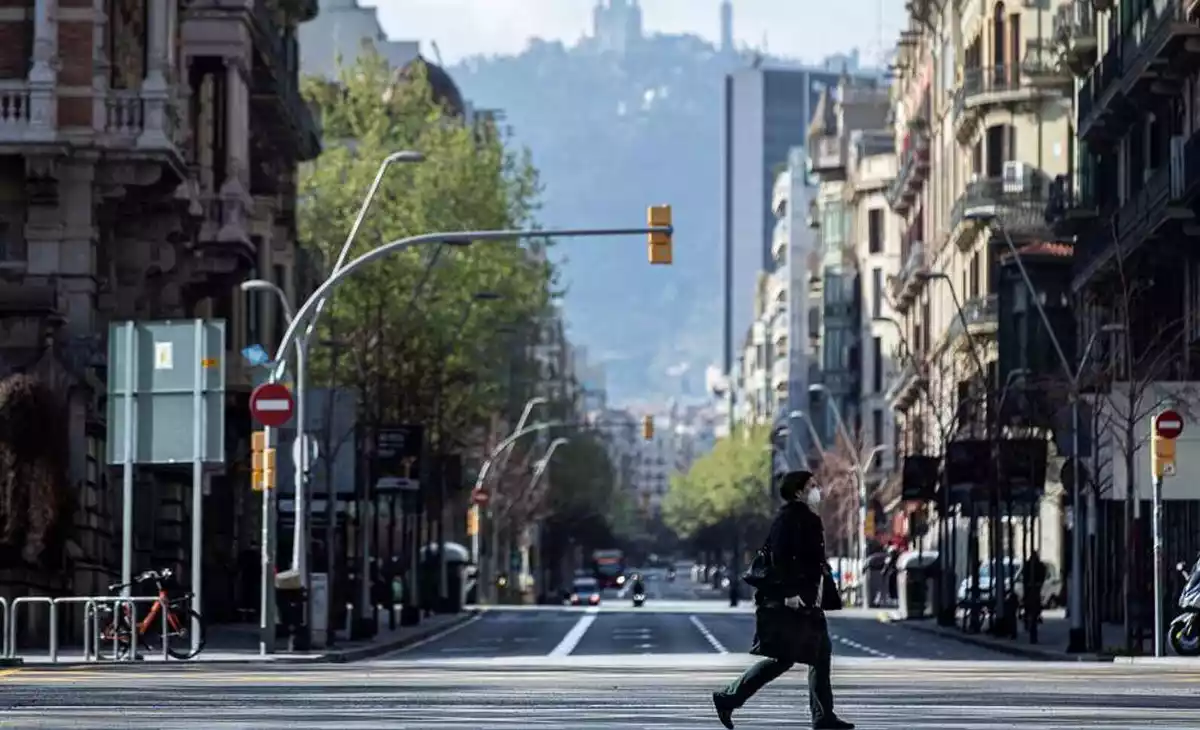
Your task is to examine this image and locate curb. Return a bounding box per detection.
[3,610,483,669]
[887,618,1113,662]
[323,608,482,663]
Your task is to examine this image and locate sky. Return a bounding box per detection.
[369,0,906,67]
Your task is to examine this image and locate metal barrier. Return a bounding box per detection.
[6,596,56,661]
[0,597,8,658]
[5,595,170,663]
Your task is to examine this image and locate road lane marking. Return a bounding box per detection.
[689,615,728,654]
[386,610,486,656]
[832,633,894,659]
[549,606,598,657]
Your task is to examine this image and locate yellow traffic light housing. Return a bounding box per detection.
[647,205,673,265]
[251,430,275,492]
[642,415,654,440]
[467,506,479,537]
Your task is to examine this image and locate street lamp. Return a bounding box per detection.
[808,384,888,608]
[787,409,826,467]
[249,150,423,656]
[240,277,313,652]
[434,290,504,609]
[970,208,1123,652]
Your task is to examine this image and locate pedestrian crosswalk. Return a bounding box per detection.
[3,658,1199,728]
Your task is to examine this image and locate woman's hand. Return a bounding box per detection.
[784,595,804,609]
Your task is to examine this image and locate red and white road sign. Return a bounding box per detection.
[250,383,294,428]
[471,489,490,506]
[1155,409,1185,440]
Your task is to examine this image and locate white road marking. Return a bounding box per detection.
[832,633,895,659]
[549,606,598,657]
[689,615,728,654]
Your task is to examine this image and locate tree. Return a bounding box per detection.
[663,425,774,549]
[298,50,555,458]
[810,427,867,556]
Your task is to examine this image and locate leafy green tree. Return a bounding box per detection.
[298,50,553,451]
[663,425,774,547]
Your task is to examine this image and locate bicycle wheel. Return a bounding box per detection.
[98,614,135,660]
[151,608,206,660]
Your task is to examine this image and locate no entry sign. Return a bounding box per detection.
[250,382,294,427]
[1155,409,1184,440]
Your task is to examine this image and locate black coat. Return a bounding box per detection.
[756,501,842,611]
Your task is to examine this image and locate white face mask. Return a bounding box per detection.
[806,487,822,507]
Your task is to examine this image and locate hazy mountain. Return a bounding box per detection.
[450,33,786,403]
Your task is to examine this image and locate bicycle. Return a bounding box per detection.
[98,568,207,660]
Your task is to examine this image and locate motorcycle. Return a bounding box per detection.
[632,592,646,607]
[1169,556,1200,657]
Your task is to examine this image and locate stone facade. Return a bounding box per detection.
[0,0,321,639]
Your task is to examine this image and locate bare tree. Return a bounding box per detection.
[1069,228,1195,654]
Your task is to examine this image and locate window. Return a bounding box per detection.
[872,336,883,392]
[868,209,883,254]
[872,268,883,317]
[872,409,884,448]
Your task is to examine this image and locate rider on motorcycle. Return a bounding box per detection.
[631,573,646,597]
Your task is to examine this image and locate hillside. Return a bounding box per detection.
[450,35,783,402]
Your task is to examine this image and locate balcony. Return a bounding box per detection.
[952,65,1063,143]
[809,135,845,177]
[885,356,927,413]
[1054,0,1097,77]
[943,294,998,352]
[1074,141,1192,289]
[1043,174,1099,239]
[1021,45,1073,91]
[888,241,929,314]
[1078,0,1200,145]
[772,216,789,261]
[886,123,930,215]
[772,358,789,390]
[948,173,1049,251]
[250,0,322,161]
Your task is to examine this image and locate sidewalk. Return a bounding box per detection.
[881,608,1129,662]
[6,609,480,667]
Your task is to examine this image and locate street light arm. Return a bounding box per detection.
[269,225,673,384]
[927,272,989,382]
[810,386,857,467]
[473,420,566,490]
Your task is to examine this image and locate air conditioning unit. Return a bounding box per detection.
[1002,161,1027,193]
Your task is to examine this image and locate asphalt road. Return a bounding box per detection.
[393,600,1017,661]
[6,658,1200,728]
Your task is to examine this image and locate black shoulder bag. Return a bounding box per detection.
[742,541,776,589]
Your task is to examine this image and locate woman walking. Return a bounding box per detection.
[712,469,853,730]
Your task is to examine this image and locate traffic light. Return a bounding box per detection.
[467,506,479,537]
[251,430,276,492]
[647,204,673,265]
[642,415,654,440]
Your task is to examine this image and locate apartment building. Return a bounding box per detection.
[1050,0,1200,629]
[805,80,891,449]
[882,0,1075,604]
[0,1,320,621]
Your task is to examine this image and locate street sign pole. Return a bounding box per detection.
[120,321,136,599]
[190,320,205,654]
[1152,408,1183,658]
[261,424,275,656]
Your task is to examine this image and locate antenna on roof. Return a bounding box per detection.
[430,40,444,66]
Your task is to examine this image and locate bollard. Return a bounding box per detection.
[344,603,353,638]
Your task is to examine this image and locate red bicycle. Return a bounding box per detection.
[99,568,206,660]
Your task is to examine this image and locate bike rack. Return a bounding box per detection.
[5,595,171,663]
[0,597,7,658]
[77,596,171,663]
[6,596,56,661]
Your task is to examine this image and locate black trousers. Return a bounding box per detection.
[721,625,835,722]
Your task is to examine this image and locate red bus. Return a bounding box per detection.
[592,549,627,590]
